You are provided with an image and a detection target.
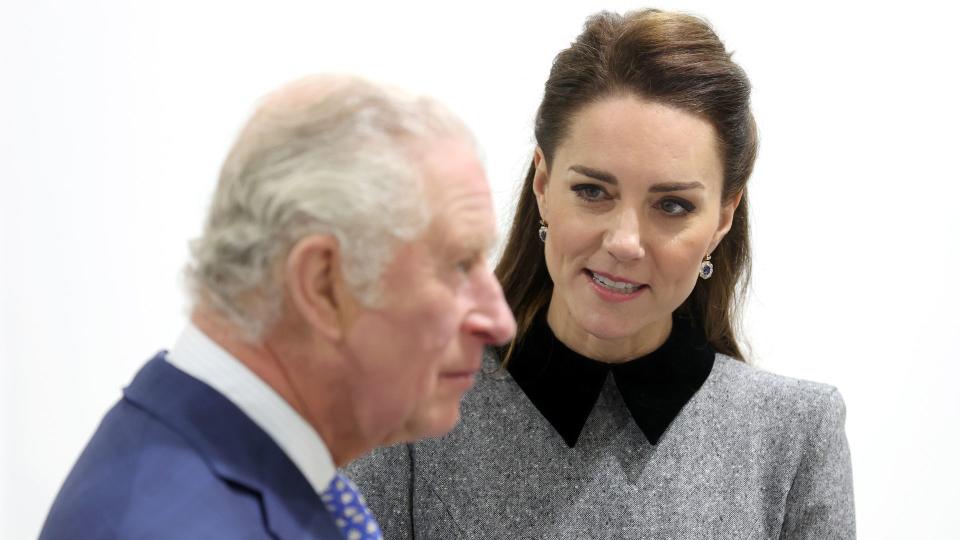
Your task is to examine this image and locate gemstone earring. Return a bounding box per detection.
[699,255,714,280]
[538,219,548,242]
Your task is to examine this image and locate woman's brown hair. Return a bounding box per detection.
[495,9,758,363]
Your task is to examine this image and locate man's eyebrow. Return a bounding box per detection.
[445,230,497,258]
[649,181,705,192]
[569,165,617,184]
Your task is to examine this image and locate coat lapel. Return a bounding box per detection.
[123,354,341,539]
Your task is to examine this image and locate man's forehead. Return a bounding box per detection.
[417,134,480,175]
[429,191,497,248]
[420,138,492,212]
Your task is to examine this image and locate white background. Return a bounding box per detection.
[2,1,958,538]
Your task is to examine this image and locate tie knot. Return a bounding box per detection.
[320,473,383,540]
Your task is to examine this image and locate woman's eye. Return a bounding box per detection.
[658,198,695,216]
[572,184,609,202]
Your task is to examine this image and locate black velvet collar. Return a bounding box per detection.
[506,311,715,447]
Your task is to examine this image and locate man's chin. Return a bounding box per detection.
[381,406,462,445]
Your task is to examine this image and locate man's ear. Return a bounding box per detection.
[709,190,745,253]
[284,234,349,342]
[532,147,550,220]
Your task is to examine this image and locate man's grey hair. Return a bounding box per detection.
[186,75,473,341]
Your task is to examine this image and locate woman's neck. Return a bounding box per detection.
[545,301,672,363]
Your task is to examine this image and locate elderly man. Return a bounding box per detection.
[40,76,515,540]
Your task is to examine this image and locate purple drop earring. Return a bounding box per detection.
[699,255,714,280]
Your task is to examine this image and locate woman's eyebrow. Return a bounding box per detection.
[569,165,617,184]
[649,181,705,192]
[570,165,705,193]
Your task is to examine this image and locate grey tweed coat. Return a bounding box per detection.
[347,353,855,539]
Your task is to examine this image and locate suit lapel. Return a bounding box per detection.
[123,354,341,539]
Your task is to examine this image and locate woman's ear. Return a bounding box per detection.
[532,147,549,220]
[709,190,744,253]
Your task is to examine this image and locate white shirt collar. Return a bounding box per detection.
[165,322,336,494]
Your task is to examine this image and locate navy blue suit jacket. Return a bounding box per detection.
[40,353,342,539]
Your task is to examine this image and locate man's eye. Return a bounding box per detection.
[658,198,695,216]
[572,184,609,202]
[456,259,476,274]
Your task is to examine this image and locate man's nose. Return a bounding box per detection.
[463,267,516,346]
[603,209,646,262]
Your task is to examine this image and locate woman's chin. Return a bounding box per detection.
[574,313,646,341]
[574,300,675,338]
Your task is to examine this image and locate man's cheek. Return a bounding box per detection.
[419,302,461,351]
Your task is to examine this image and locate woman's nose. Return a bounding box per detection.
[603,210,646,262]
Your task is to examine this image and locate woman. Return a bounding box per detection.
[347,9,855,538]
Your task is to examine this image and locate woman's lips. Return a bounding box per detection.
[588,269,643,286]
[584,269,649,302]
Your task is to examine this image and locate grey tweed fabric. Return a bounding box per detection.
[346,352,855,539]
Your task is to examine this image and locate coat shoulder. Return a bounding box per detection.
[41,398,267,539]
[708,355,847,430]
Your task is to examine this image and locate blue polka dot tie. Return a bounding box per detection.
[320,473,383,540]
